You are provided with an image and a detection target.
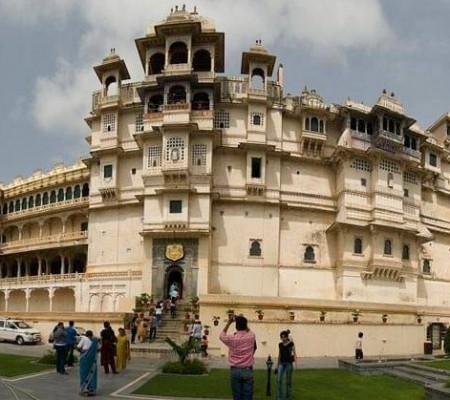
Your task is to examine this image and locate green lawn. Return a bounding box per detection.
[419,359,450,370]
[0,353,52,377]
[134,369,426,400]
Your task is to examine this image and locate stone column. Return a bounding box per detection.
[38,257,42,276]
[25,289,31,312]
[60,253,65,275]
[4,290,10,312]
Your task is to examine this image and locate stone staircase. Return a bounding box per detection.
[130,301,193,359]
[384,363,450,386]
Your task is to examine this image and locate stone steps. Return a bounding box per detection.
[384,364,449,387]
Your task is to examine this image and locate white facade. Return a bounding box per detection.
[1,7,450,357]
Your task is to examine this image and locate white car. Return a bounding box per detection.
[0,319,42,345]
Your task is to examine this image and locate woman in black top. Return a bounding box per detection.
[276,330,297,400]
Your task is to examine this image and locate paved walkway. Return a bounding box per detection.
[0,342,342,400]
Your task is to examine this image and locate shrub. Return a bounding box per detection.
[444,328,450,355]
[162,359,207,375]
[37,350,78,365]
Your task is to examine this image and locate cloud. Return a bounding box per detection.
[25,0,391,136]
[0,0,76,25]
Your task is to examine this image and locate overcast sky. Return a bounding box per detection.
[1,0,450,184]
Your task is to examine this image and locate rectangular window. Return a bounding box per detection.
[250,112,264,126]
[102,113,116,132]
[169,200,182,214]
[192,144,207,166]
[429,153,437,167]
[251,157,262,178]
[404,188,409,198]
[103,164,113,179]
[214,110,230,128]
[147,146,162,168]
[135,113,144,133]
[361,178,367,187]
[80,222,88,232]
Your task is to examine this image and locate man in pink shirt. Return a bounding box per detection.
[220,315,256,400]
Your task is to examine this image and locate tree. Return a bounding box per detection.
[165,337,198,364]
[444,328,450,355]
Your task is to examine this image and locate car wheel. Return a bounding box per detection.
[16,336,24,345]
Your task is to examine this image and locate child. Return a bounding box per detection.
[355,332,364,361]
[200,335,209,357]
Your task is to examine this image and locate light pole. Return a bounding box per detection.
[266,355,274,396]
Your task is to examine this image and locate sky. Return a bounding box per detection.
[1,0,450,184]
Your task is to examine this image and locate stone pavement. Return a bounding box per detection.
[0,342,341,400]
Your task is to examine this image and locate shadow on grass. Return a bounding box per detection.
[134,368,426,400]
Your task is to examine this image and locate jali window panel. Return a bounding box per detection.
[147,146,162,168]
[166,138,185,162]
[192,144,207,166]
[102,113,116,132]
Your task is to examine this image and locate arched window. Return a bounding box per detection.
[384,239,392,255]
[350,117,356,130]
[15,200,20,212]
[193,49,211,72]
[50,190,56,203]
[319,120,324,133]
[354,238,362,254]
[358,119,366,133]
[249,240,261,256]
[74,185,81,199]
[168,85,186,104]
[402,245,410,260]
[82,183,90,197]
[251,68,265,89]
[388,119,394,133]
[169,41,188,64]
[148,52,165,75]
[148,94,164,112]
[305,118,310,131]
[8,201,14,213]
[105,76,118,96]
[35,194,42,207]
[192,92,210,110]
[2,203,7,215]
[28,196,34,208]
[367,122,373,135]
[311,117,319,132]
[404,135,411,147]
[21,198,27,210]
[43,192,49,205]
[65,187,72,200]
[411,137,417,150]
[253,114,261,126]
[304,246,315,262]
[423,259,431,273]
[57,188,64,202]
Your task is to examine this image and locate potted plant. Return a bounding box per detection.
[319,311,326,322]
[183,321,191,332]
[190,295,200,312]
[382,314,388,323]
[289,311,295,321]
[352,310,361,323]
[204,325,210,335]
[213,316,221,326]
[255,309,264,320]
[416,313,423,324]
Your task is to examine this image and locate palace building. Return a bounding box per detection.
[1,6,450,357]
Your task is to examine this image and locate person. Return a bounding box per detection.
[169,282,179,299]
[66,320,77,367]
[100,321,118,374]
[220,315,256,400]
[170,296,177,319]
[155,301,163,328]
[130,314,138,344]
[275,330,297,400]
[190,314,203,346]
[355,332,364,361]
[149,313,157,341]
[77,330,98,396]
[116,328,131,371]
[53,322,68,375]
[137,318,148,343]
[200,335,209,358]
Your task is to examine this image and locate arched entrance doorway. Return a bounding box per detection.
[165,266,184,299]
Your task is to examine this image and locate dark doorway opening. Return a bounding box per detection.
[165,266,183,299]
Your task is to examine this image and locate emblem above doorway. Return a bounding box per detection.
[165,244,184,262]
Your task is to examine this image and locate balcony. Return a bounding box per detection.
[245,183,266,196]
[362,256,405,282]
[163,63,192,76]
[0,230,88,254]
[1,197,89,221]
[163,102,191,124]
[373,129,403,151]
[91,91,120,111]
[299,130,326,157]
